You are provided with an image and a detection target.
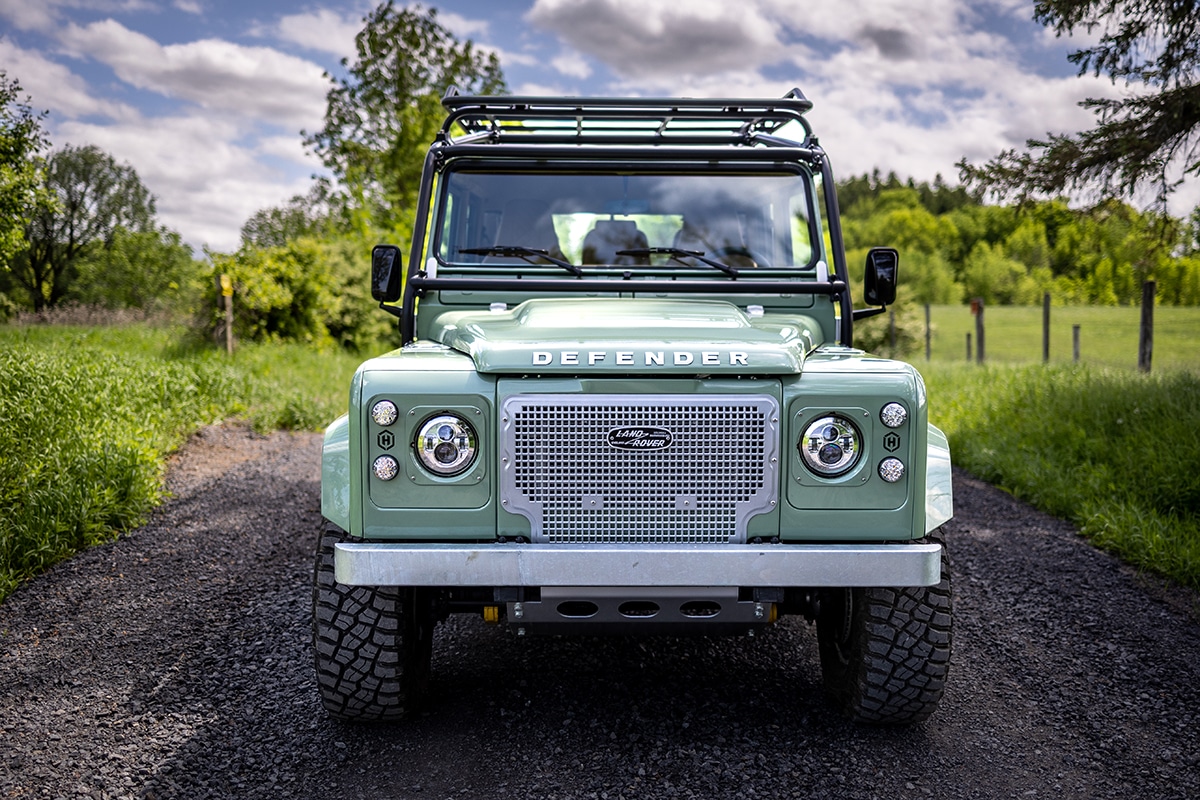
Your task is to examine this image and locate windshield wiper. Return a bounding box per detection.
[616,247,738,277]
[459,246,581,276]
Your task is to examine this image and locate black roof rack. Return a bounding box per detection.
[439,88,815,148]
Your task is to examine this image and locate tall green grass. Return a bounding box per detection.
[925,364,1200,589]
[0,324,364,601]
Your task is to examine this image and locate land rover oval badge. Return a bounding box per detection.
[607,426,673,451]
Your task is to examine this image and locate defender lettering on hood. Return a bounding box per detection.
[533,350,749,367]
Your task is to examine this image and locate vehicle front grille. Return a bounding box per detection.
[500,394,780,543]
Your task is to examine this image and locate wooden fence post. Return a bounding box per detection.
[219,273,234,356]
[966,333,972,361]
[1073,325,1080,363]
[1042,292,1051,363]
[924,303,931,361]
[1138,280,1155,372]
[971,298,985,364]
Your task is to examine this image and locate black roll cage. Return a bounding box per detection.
[398,90,855,346]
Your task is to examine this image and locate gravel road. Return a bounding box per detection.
[2,423,1198,800]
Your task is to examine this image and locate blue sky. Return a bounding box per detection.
[1,0,1171,253]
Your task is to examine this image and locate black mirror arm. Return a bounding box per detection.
[852,306,888,321]
[379,302,404,320]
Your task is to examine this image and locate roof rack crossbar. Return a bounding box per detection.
[439,92,814,145]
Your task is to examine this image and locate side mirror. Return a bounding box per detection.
[863,247,899,306]
[371,244,404,303]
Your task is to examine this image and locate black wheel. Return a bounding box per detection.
[312,520,434,721]
[816,530,952,724]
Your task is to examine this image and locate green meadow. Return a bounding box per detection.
[917,303,1199,372]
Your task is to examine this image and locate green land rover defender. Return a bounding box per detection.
[314,89,954,725]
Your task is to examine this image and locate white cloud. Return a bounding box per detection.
[551,50,591,80]
[174,0,203,15]
[521,0,1133,197]
[434,9,491,40]
[0,38,138,122]
[0,0,59,32]
[0,0,156,31]
[512,81,578,97]
[58,19,329,131]
[274,8,362,60]
[527,0,789,79]
[256,134,316,167]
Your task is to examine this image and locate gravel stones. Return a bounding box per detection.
[2,425,1198,799]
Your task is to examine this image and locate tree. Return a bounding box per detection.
[69,226,198,312]
[240,182,334,249]
[304,2,505,231]
[959,1,1200,208]
[11,144,155,310]
[0,72,53,268]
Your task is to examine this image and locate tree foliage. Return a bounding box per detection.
[240,182,334,249]
[10,144,156,310]
[959,0,1200,207]
[0,72,53,268]
[203,235,393,352]
[304,2,505,231]
[69,226,198,312]
[839,171,1200,315]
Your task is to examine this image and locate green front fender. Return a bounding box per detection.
[925,422,953,533]
[321,414,351,532]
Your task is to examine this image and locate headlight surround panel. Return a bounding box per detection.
[362,388,491,513]
[786,395,915,517]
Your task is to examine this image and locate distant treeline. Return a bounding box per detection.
[839,170,1200,308]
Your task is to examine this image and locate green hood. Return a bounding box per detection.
[428,298,820,375]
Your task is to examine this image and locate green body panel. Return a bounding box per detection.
[352,347,498,540]
[320,414,351,531]
[778,349,930,540]
[925,422,954,533]
[327,116,953,554]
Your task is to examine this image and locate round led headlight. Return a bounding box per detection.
[371,399,398,427]
[879,457,905,483]
[414,413,478,476]
[799,414,862,476]
[372,455,399,481]
[880,402,907,428]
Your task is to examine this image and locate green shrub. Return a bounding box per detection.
[200,235,394,353]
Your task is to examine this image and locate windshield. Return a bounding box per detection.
[433,170,818,272]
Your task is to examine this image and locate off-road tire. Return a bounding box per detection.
[816,530,952,724]
[312,520,433,721]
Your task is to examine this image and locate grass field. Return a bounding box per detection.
[923,363,1200,590]
[0,324,363,601]
[910,304,1199,372]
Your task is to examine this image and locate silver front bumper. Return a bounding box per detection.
[334,542,942,588]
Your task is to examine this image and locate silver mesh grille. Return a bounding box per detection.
[500,394,779,543]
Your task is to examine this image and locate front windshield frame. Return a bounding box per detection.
[427,160,823,276]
